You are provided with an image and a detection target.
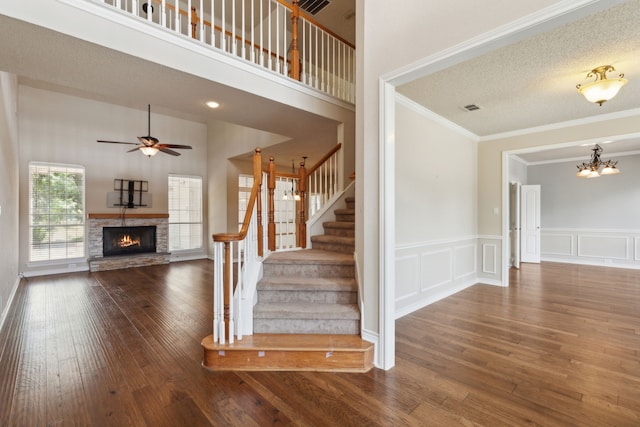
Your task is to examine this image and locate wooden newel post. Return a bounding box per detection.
[290,0,301,80]
[268,157,276,251]
[223,241,231,340]
[297,161,307,248]
[254,148,264,257]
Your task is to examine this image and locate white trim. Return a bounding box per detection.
[577,235,628,260]
[396,235,478,250]
[0,276,21,334]
[481,108,640,142]
[379,79,396,370]
[477,278,505,287]
[477,235,503,240]
[395,278,476,319]
[395,94,478,141]
[453,244,477,280]
[502,150,511,286]
[482,243,498,274]
[545,227,640,234]
[361,328,379,367]
[542,257,640,270]
[540,233,574,256]
[22,264,89,277]
[420,248,453,291]
[170,252,207,262]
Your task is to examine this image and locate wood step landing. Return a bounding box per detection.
[201,334,374,372]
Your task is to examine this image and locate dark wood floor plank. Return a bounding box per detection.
[1,260,639,425]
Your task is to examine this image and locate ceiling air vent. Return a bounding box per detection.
[461,104,481,112]
[298,0,330,15]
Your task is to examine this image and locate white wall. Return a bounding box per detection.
[527,153,640,268]
[18,87,208,275]
[0,72,20,325]
[394,97,478,316]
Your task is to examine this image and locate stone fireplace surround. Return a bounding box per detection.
[88,213,170,272]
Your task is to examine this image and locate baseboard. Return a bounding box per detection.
[541,257,640,270]
[395,278,477,319]
[0,276,21,333]
[476,277,507,287]
[22,264,90,277]
[361,328,379,368]
[170,252,208,262]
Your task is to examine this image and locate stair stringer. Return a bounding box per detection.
[306,180,355,248]
[234,258,264,337]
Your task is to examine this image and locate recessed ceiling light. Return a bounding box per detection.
[205,101,220,109]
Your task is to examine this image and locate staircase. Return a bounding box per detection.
[201,197,373,372]
[254,197,358,334]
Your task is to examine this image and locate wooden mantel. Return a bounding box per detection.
[88,213,169,219]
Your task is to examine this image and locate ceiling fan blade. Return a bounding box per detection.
[159,144,192,149]
[127,146,144,153]
[97,140,138,145]
[137,136,159,146]
[158,147,181,156]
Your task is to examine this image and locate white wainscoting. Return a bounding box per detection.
[542,228,640,269]
[395,237,478,318]
[478,235,503,286]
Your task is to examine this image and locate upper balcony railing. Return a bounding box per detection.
[95,0,355,103]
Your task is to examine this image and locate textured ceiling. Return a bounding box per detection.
[397,0,640,144]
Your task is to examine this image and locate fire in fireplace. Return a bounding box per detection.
[103,226,157,257]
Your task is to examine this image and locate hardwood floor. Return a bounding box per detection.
[1,260,639,426]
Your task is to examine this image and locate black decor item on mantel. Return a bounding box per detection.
[97,104,192,157]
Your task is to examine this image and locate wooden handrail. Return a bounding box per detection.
[273,0,355,49]
[306,143,342,176]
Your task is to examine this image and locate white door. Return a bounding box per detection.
[510,182,521,268]
[520,185,541,263]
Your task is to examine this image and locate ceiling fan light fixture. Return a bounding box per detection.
[576,65,627,106]
[140,146,159,157]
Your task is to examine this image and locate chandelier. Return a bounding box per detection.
[576,144,620,178]
[576,65,627,106]
[283,159,302,201]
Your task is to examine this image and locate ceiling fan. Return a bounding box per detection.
[97,104,192,157]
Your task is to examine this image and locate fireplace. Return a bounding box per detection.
[103,226,157,257]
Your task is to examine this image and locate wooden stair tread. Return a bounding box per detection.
[202,334,372,351]
[201,334,374,372]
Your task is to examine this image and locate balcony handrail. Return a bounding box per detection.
[93,0,355,103]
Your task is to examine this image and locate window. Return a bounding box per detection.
[29,163,85,262]
[238,174,253,230]
[168,175,203,251]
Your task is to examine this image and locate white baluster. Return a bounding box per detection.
[228,241,234,344]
